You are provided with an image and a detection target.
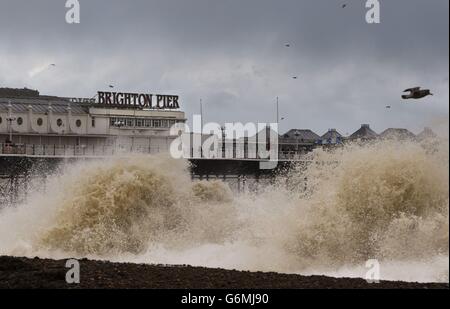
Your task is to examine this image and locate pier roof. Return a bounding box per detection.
[380,128,416,140]
[0,97,88,115]
[321,129,343,139]
[349,124,378,140]
[282,129,320,142]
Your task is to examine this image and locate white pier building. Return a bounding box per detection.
[0,88,185,157]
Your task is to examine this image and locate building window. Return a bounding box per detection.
[108,117,178,128]
[57,118,63,127]
[17,117,23,125]
[91,117,96,127]
[111,118,117,127]
[111,117,128,127]
[0,117,2,124]
[37,118,43,126]
[76,119,82,127]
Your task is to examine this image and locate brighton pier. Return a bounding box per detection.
[0,87,436,204]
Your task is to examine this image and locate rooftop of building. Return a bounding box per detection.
[321,128,343,139]
[0,87,185,117]
[282,129,321,141]
[0,97,88,115]
[416,127,438,141]
[0,87,41,98]
[349,124,378,140]
[380,128,416,140]
[0,87,88,114]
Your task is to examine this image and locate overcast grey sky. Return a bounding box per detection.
[0,0,448,135]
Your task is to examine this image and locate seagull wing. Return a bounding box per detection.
[404,87,420,93]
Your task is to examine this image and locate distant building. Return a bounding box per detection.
[379,128,416,141]
[279,129,320,155]
[416,127,437,141]
[319,129,344,145]
[281,129,320,144]
[0,87,39,98]
[348,124,378,141]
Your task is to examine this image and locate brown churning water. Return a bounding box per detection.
[0,137,448,283]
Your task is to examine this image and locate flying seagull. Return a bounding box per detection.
[292,76,298,79]
[342,4,347,8]
[285,44,290,47]
[386,105,391,109]
[108,85,115,88]
[49,64,56,67]
[402,87,433,99]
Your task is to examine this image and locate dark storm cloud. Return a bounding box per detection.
[0,0,448,135]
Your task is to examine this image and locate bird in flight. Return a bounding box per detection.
[285,44,290,47]
[342,4,347,8]
[109,85,115,88]
[49,64,56,67]
[402,87,433,100]
[386,105,391,109]
[292,76,298,79]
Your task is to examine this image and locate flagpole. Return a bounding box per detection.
[200,98,203,158]
[200,98,203,133]
[276,96,279,125]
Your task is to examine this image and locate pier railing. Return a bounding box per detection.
[0,143,165,158]
[1,143,313,161]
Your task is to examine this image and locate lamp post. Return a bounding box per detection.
[200,99,204,158]
[221,125,226,159]
[276,96,279,125]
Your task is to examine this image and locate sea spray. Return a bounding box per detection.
[0,139,448,282]
[35,156,238,255]
[288,140,448,268]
